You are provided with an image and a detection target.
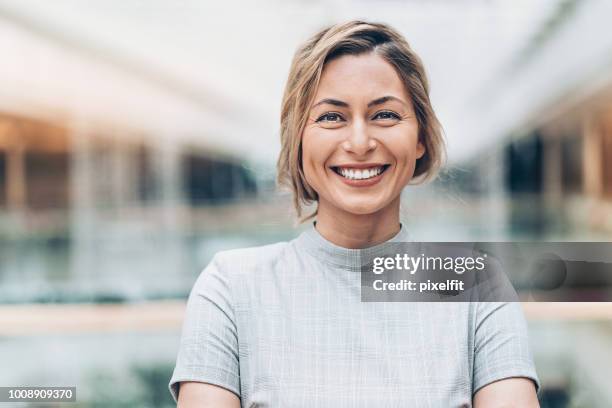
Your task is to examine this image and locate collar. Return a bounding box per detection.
[295,220,411,270]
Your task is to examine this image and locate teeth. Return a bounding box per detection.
[337,166,385,180]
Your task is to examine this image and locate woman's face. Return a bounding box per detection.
[301,52,425,217]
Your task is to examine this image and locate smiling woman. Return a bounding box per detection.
[301,52,426,241]
[170,20,540,408]
[278,22,444,225]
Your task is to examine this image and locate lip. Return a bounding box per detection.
[330,162,388,169]
[330,164,391,188]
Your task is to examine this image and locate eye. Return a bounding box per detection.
[373,111,401,120]
[316,112,345,123]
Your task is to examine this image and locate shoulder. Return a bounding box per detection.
[213,241,290,267]
[474,301,527,327]
[204,240,292,281]
[188,240,292,302]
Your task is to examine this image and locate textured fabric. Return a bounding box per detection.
[169,222,539,407]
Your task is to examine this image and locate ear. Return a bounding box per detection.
[415,140,426,159]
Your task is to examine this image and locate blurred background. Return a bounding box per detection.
[0,0,611,406]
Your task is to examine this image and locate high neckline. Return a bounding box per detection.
[295,221,411,270]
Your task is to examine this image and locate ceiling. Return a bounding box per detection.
[0,0,567,166]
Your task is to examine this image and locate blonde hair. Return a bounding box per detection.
[276,20,446,222]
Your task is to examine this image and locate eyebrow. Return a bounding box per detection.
[367,95,407,108]
[311,95,407,109]
[311,98,349,108]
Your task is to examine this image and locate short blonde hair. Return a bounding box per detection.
[276,20,446,222]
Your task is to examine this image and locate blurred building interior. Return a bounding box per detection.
[1,0,612,407]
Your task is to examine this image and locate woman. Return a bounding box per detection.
[170,20,540,407]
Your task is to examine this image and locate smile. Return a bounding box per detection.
[331,164,390,180]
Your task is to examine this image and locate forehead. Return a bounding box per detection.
[316,52,408,102]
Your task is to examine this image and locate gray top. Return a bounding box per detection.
[169,222,539,407]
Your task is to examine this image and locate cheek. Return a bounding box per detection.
[301,131,328,187]
[304,129,334,158]
[301,135,316,178]
[388,128,420,163]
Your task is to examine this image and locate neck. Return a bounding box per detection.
[314,197,401,249]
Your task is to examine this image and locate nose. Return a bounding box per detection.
[341,119,377,156]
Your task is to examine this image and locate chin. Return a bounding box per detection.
[336,198,387,216]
